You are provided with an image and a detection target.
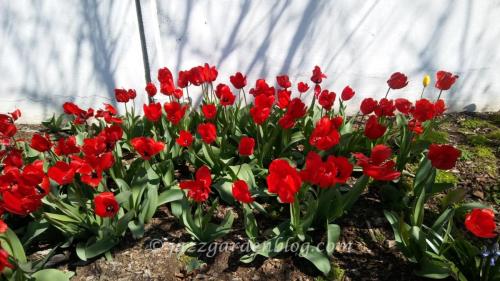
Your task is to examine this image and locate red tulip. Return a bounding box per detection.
[465,209,497,238]
[9,109,21,121]
[0,249,14,271]
[215,84,236,106]
[412,99,435,122]
[55,136,80,156]
[311,66,327,84]
[277,89,291,109]
[232,180,254,203]
[309,117,342,151]
[353,145,401,181]
[266,159,302,203]
[408,119,424,135]
[197,122,217,144]
[63,102,86,116]
[428,144,461,170]
[201,63,218,83]
[276,75,291,89]
[230,72,247,89]
[0,220,7,233]
[127,89,137,100]
[145,82,157,97]
[249,79,275,97]
[286,98,307,119]
[301,151,353,188]
[364,115,387,140]
[318,90,336,111]
[30,134,52,152]
[374,98,396,117]
[249,106,271,125]
[395,98,412,115]
[360,98,378,115]
[341,86,355,101]
[297,82,310,93]
[143,102,162,122]
[434,99,446,116]
[238,137,255,156]
[99,125,123,148]
[278,114,296,129]
[254,94,275,108]
[202,104,217,120]
[2,149,22,168]
[94,192,119,218]
[435,71,458,91]
[158,67,173,84]
[180,165,212,202]
[164,101,187,125]
[115,89,136,103]
[76,161,103,188]
[387,72,408,89]
[48,161,76,185]
[158,67,176,95]
[177,70,190,88]
[176,130,194,147]
[131,137,165,160]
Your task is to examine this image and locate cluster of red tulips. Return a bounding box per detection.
[0,64,497,280]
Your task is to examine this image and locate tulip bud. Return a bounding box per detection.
[423,74,431,87]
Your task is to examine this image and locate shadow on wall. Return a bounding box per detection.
[156,0,500,112]
[0,0,141,118]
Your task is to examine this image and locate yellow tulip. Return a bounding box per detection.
[423,74,431,87]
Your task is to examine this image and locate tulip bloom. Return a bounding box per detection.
[94,192,119,218]
[309,117,342,151]
[297,82,309,93]
[48,161,76,185]
[180,165,212,202]
[387,72,408,89]
[143,102,162,122]
[238,137,255,156]
[395,98,412,115]
[311,66,327,84]
[276,75,291,89]
[164,101,188,125]
[364,115,387,140]
[267,159,302,203]
[341,86,355,101]
[428,144,461,170]
[435,71,458,91]
[360,98,378,115]
[318,90,336,111]
[412,99,436,122]
[202,104,217,120]
[301,151,353,188]
[232,180,254,203]
[131,137,165,160]
[230,72,247,89]
[176,130,194,147]
[145,82,157,97]
[353,145,401,181]
[197,123,217,144]
[30,134,52,152]
[465,209,497,238]
[0,249,14,271]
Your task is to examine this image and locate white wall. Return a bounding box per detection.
[0,0,146,123]
[1,0,499,123]
[156,0,500,113]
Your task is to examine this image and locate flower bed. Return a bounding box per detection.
[0,65,498,280]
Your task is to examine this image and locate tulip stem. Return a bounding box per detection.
[384,88,390,99]
[436,90,443,101]
[420,87,425,99]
